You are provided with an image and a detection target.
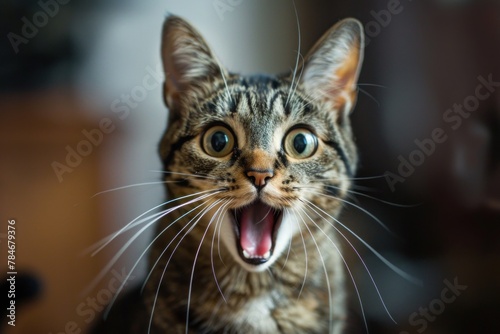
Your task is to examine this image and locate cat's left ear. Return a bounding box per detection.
[300,18,364,116]
[161,15,225,109]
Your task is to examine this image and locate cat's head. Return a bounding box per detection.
[159,16,364,272]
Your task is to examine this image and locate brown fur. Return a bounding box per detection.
[92,15,364,334]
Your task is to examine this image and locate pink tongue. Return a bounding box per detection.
[240,202,275,258]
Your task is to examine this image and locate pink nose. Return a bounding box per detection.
[246,169,274,189]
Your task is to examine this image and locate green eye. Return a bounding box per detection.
[284,128,318,159]
[202,125,235,157]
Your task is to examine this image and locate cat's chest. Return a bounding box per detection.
[207,289,329,334]
[233,294,279,332]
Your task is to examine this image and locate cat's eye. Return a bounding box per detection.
[284,128,318,159]
[202,125,235,158]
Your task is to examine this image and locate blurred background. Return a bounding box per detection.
[1,0,499,333]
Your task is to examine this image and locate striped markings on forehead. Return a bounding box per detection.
[199,84,315,122]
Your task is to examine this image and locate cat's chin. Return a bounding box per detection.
[219,200,297,272]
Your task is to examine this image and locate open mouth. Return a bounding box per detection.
[231,200,282,266]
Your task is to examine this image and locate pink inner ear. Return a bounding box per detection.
[328,46,360,110]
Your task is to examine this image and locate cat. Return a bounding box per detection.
[92,14,364,334]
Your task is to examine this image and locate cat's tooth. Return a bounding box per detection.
[243,250,251,259]
[263,251,271,260]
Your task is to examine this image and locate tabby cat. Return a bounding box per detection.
[93,14,364,334]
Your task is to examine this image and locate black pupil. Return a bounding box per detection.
[211,131,229,152]
[293,133,308,153]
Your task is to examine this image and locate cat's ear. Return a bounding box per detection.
[161,15,225,108]
[300,18,364,116]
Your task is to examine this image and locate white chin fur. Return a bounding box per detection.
[219,210,298,272]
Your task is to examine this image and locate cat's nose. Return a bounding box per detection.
[246,169,274,190]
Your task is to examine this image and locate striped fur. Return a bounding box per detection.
[98,15,364,334]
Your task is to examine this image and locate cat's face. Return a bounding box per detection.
[159,16,363,272]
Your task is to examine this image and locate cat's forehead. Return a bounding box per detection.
[196,75,321,125]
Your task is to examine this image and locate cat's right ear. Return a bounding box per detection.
[161,15,224,109]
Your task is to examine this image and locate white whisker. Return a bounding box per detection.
[90,181,172,199]
[103,197,216,319]
[84,191,222,298]
[357,87,380,107]
[309,174,388,182]
[142,198,217,292]
[149,170,219,180]
[305,183,420,208]
[211,200,232,303]
[303,200,397,324]
[290,53,305,106]
[280,207,294,271]
[357,83,388,89]
[289,207,308,300]
[301,188,396,236]
[89,189,222,257]
[303,198,422,286]
[216,206,227,267]
[215,57,233,105]
[294,207,336,334]
[185,199,226,334]
[285,0,301,108]
[148,200,219,334]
